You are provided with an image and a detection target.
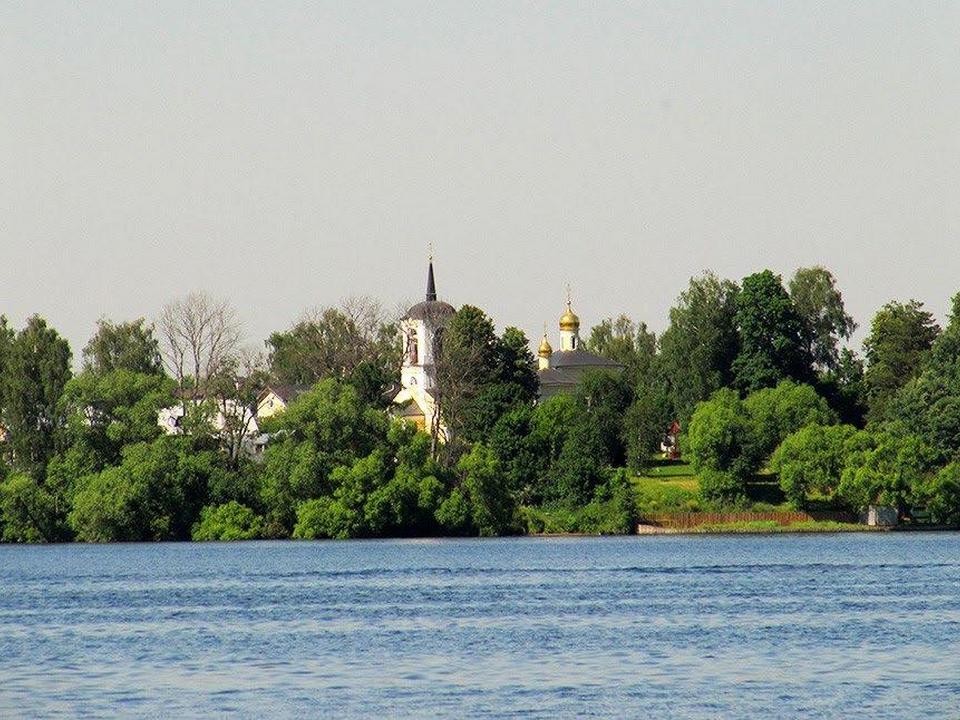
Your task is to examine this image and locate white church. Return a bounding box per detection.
[391,260,623,431]
[391,260,455,435]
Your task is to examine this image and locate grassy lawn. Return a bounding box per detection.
[633,459,794,513]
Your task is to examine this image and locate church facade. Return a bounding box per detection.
[391,261,622,428]
[391,260,455,435]
[537,299,624,398]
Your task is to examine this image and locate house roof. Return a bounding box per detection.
[258,384,309,404]
[537,367,583,388]
[550,349,624,370]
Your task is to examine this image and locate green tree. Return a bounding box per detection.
[788,266,857,372]
[68,437,217,542]
[863,300,939,421]
[574,370,633,466]
[551,418,609,506]
[82,319,164,375]
[259,379,388,534]
[1,316,72,474]
[436,308,537,453]
[683,389,756,502]
[456,443,517,536]
[658,272,740,422]
[192,501,264,540]
[743,380,837,461]
[266,300,399,398]
[771,424,859,507]
[917,462,960,525]
[56,369,174,469]
[623,384,673,471]
[882,293,960,460]
[837,431,938,514]
[733,270,813,394]
[586,316,657,388]
[0,473,62,542]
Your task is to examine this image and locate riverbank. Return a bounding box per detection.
[637,519,874,535]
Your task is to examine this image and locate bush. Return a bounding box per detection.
[192,502,263,541]
[770,424,858,507]
[698,469,747,506]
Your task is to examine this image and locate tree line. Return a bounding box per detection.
[1,264,958,542]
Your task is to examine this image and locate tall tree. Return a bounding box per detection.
[0,316,72,474]
[82,318,164,376]
[882,293,960,457]
[0,316,14,434]
[159,291,241,397]
[266,297,399,396]
[789,266,857,372]
[657,272,740,422]
[862,300,939,422]
[732,270,813,394]
[586,315,657,388]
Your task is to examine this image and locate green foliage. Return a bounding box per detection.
[259,379,388,532]
[435,489,472,535]
[82,319,163,376]
[586,316,657,388]
[743,380,837,460]
[698,469,747,506]
[789,266,857,372]
[456,443,517,536]
[551,419,609,506]
[863,300,939,421]
[437,308,537,449]
[1,316,72,474]
[192,502,263,541]
[0,473,63,542]
[266,303,399,399]
[281,412,448,540]
[882,294,960,460]
[917,462,960,525]
[733,270,813,394]
[657,272,740,422]
[524,472,637,534]
[771,424,859,507]
[837,431,938,512]
[623,384,673,471]
[57,369,174,470]
[684,389,756,481]
[68,438,218,542]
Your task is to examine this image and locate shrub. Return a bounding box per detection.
[192,502,263,541]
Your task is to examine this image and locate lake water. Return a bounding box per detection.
[1,534,959,718]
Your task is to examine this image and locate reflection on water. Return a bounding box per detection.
[1,534,959,718]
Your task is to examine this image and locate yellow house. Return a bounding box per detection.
[256,385,309,421]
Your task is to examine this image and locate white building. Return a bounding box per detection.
[391,260,455,435]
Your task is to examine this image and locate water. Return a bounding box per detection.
[1,534,959,719]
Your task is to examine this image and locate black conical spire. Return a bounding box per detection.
[426,260,437,301]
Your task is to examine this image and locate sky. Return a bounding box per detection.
[2,1,959,360]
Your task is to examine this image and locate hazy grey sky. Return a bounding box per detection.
[2,1,959,357]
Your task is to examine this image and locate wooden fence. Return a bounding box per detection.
[637,510,854,531]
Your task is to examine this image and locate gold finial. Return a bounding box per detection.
[559,287,580,332]
[538,323,553,357]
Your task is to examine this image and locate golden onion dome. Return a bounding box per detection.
[538,334,553,358]
[559,302,580,331]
